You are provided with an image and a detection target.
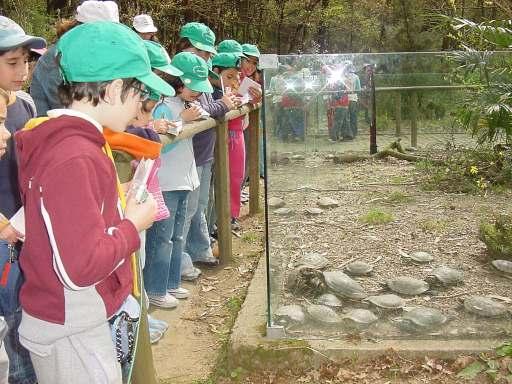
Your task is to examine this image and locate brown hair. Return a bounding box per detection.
[58,78,139,107]
[174,37,193,55]
[55,19,81,40]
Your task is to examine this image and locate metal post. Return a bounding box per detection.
[410,91,418,148]
[214,120,232,263]
[248,109,260,215]
[369,66,378,154]
[395,93,401,137]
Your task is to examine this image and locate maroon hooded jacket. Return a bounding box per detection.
[15,113,140,325]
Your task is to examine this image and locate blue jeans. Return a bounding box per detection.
[144,190,189,295]
[349,101,358,137]
[185,162,214,262]
[0,241,36,384]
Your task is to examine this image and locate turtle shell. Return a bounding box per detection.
[317,197,340,209]
[399,250,434,263]
[345,261,373,276]
[491,260,512,274]
[387,277,429,295]
[402,307,447,328]
[324,271,366,300]
[342,309,378,325]
[299,252,329,269]
[274,207,294,216]
[274,304,305,324]
[464,296,508,318]
[430,266,464,285]
[268,197,285,209]
[315,293,343,307]
[366,294,405,309]
[306,304,341,324]
[305,207,323,216]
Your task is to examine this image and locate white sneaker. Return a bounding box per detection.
[182,267,202,281]
[148,293,179,308]
[148,315,169,333]
[167,287,190,299]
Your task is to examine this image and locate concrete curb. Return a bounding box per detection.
[229,255,504,370]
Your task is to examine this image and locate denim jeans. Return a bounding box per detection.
[349,101,358,137]
[0,241,36,384]
[181,162,214,270]
[144,190,189,296]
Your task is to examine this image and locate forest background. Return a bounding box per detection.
[0,0,511,54]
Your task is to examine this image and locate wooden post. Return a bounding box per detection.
[214,120,232,263]
[395,93,401,137]
[410,91,418,148]
[248,109,260,215]
[131,257,157,384]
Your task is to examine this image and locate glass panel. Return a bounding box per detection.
[264,52,512,340]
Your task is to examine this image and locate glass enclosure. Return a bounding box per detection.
[264,52,512,340]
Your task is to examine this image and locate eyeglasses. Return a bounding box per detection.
[130,82,151,101]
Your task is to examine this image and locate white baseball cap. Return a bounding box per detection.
[133,14,157,33]
[75,0,119,23]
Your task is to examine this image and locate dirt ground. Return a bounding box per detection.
[151,142,512,384]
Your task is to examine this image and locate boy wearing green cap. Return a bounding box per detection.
[144,51,213,307]
[14,21,173,383]
[0,15,46,384]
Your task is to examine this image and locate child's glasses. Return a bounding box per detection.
[130,82,151,101]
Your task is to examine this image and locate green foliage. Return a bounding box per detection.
[479,214,512,261]
[386,191,413,204]
[417,146,512,193]
[359,209,394,225]
[456,342,512,383]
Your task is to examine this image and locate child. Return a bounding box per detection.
[0,16,46,384]
[132,14,158,41]
[14,21,173,383]
[144,52,211,307]
[217,40,246,58]
[176,23,237,273]
[209,53,247,229]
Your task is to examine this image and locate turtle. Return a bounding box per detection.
[463,296,509,318]
[268,197,286,209]
[323,271,366,300]
[427,266,464,286]
[387,276,429,296]
[491,260,512,275]
[291,154,306,161]
[345,261,374,276]
[286,266,326,297]
[317,197,340,209]
[305,207,324,216]
[365,294,406,310]
[274,304,306,325]
[315,293,343,308]
[306,304,341,324]
[342,309,378,327]
[398,249,434,264]
[395,307,447,332]
[299,252,329,269]
[274,207,294,216]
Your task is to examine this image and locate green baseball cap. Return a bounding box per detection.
[144,40,183,78]
[206,58,220,80]
[179,22,217,55]
[241,43,260,58]
[217,40,246,58]
[171,52,213,93]
[212,53,240,69]
[57,22,174,98]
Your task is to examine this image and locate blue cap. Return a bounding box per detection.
[0,16,46,51]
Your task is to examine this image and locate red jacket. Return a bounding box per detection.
[15,115,140,325]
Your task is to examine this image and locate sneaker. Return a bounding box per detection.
[194,255,219,267]
[148,316,169,333]
[182,267,202,281]
[148,293,179,309]
[167,287,190,299]
[149,328,163,344]
[231,218,241,232]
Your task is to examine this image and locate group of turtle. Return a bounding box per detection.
[276,249,512,334]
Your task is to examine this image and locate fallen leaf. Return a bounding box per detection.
[201,285,216,292]
[456,361,486,379]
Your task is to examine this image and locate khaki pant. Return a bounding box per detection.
[28,322,121,384]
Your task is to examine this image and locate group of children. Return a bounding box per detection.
[0,0,262,382]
